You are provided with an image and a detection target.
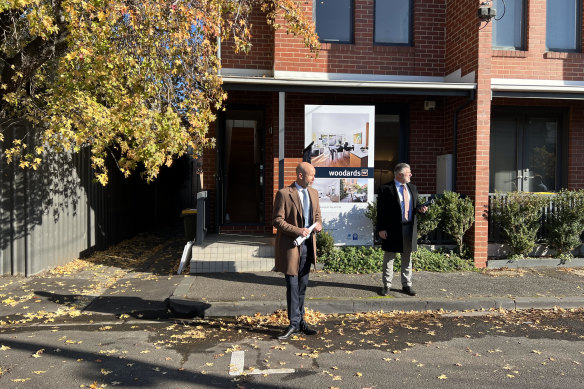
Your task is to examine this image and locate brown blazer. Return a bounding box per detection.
[273,183,322,275]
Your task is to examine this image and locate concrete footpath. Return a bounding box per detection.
[2,231,584,322]
[169,265,584,317]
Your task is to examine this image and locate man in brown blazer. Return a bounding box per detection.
[273,162,322,340]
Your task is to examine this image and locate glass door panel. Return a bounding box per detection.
[490,111,561,193]
[490,117,518,192]
[523,117,557,192]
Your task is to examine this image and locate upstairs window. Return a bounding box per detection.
[546,0,581,52]
[374,0,412,45]
[492,0,526,50]
[315,0,353,43]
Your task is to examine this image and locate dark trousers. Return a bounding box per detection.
[285,236,313,328]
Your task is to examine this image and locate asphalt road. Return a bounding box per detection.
[0,308,583,388]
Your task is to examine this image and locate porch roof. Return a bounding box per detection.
[220,70,476,96]
[492,78,584,100]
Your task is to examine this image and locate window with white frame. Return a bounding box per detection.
[314,0,353,43]
[374,0,412,45]
[546,0,581,52]
[492,0,525,50]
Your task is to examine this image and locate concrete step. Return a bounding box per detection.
[190,233,275,273]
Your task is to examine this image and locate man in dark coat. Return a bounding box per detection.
[273,162,322,339]
[376,163,427,296]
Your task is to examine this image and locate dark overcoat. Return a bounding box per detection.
[273,184,322,275]
[376,181,421,253]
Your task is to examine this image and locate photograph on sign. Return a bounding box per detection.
[305,105,375,246]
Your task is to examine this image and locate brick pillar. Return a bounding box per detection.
[466,17,493,268]
[447,0,492,268]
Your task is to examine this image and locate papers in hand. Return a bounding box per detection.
[293,223,318,247]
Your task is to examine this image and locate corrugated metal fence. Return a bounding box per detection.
[1,121,192,276]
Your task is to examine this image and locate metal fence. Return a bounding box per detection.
[486,192,560,243]
[0,121,192,276]
[419,193,563,245]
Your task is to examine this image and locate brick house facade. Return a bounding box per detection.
[201,0,584,267]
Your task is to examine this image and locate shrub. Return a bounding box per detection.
[490,191,548,258]
[412,247,475,272]
[321,246,384,274]
[546,189,584,261]
[436,191,474,256]
[417,195,441,240]
[321,245,476,273]
[316,230,335,258]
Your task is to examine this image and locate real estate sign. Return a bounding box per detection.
[305,105,375,246]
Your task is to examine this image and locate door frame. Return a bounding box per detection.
[215,106,266,228]
[490,106,568,192]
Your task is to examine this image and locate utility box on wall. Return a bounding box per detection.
[436,154,453,193]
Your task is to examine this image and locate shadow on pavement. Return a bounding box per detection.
[196,272,380,294]
[0,338,295,388]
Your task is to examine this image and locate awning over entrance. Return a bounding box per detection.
[221,70,476,96]
[492,78,584,100]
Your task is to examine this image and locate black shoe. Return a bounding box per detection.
[380,286,390,296]
[300,323,317,336]
[278,325,299,340]
[402,286,416,296]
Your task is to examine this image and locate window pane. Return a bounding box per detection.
[490,117,518,192]
[546,0,579,51]
[492,0,524,49]
[375,0,410,44]
[524,118,557,192]
[315,0,352,42]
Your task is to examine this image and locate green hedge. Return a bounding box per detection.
[319,245,474,274]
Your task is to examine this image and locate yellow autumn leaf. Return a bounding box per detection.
[438,374,448,380]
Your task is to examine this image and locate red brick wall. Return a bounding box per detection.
[445,0,478,77]
[491,0,584,80]
[465,15,492,267]
[408,96,446,192]
[445,0,488,266]
[271,0,446,77]
[220,9,274,71]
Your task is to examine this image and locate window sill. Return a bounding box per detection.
[544,51,583,59]
[492,50,528,58]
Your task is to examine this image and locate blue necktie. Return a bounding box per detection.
[302,189,310,227]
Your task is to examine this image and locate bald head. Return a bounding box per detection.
[296,162,316,188]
